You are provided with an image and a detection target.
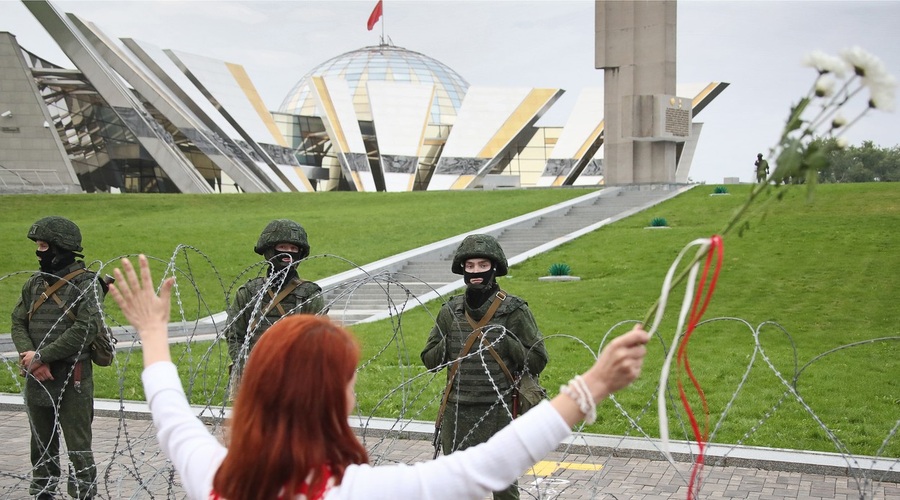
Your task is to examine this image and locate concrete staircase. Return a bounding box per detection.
[319,184,692,325]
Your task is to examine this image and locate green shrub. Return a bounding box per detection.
[548,262,571,276]
[650,216,668,227]
[714,185,729,194]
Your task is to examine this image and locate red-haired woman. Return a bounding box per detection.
[110,256,649,500]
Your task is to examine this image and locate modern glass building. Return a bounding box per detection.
[0,1,727,194]
[280,44,469,125]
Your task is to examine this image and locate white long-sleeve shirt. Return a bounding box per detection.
[143,362,571,500]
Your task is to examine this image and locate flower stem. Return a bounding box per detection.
[640,181,771,325]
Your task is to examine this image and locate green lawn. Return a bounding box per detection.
[0,189,588,332]
[2,184,897,458]
[351,183,900,457]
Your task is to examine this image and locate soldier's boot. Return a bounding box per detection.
[63,449,95,499]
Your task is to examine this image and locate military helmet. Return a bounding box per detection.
[451,234,508,276]
[254,219,310,259]
[27,216,83,252]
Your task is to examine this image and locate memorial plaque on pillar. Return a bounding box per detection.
[632,94,692,142]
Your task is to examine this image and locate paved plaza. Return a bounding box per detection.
[0,399,898,499]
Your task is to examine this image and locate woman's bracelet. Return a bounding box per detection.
[559,375,597,424]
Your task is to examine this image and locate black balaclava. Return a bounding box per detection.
[265,248,302,288]
[464,263,498,309]
[36,244,76,276]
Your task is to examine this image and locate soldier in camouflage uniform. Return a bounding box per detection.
[421,234,548,500]
[755,153,770,183]
[11,217,101,499]
[225,219,325,392]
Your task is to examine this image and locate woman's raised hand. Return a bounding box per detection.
[108,255,175,366]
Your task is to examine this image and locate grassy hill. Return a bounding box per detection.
[1,183,897,457]
[0,188,588,333]
[350,183,899,457]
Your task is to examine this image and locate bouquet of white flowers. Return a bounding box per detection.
[646,46,895,500]
[768,46,897,188]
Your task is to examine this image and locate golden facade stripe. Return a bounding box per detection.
[451,175,475,190]
[312,76,350,152]
[692,82,718,108]
[226,62,288,147]
[478,88,559,158]
[574,119,605,159]
[350,170,365,191]
[292,166,315,192]
[416,86,437,159]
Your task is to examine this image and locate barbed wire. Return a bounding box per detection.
[0,252,897,499]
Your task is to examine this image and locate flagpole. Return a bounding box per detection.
[367,0,384,42]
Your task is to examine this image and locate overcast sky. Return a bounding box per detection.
[3,0,898,184]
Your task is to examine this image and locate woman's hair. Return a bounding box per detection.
[213,315,368,499]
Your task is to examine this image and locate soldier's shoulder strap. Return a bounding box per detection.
[241,276,267,292]
[463,289,507,331]
[446,293,465,307]
[496,293,526,314]
[252,278,303,328]
[27,268,87,321]
[295,279,321,294]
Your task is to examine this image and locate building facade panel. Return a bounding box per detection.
[166,48,312,191]
[4,4,731,194]
[367,80,433,192]
[24,0,214,193]
[70,15,273,193]
[309,75,375,191]
[430,86,562,190]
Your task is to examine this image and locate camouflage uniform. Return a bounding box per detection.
[755,154,770,183]
[225,220,325,387]
[421,235,548,500]
[10,217,100,499]
[225,279,324,362]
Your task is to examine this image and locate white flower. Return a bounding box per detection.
[831,114,846,129]
[840,46,888,79]
[803,50,849,77]
[815,76,836,97]
[836,137,849,149]
[867,73,897,111]
[869,86,896,112]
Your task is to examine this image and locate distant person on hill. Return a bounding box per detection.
[755,153,770,183]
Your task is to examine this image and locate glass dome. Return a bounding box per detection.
[278,44,469,125]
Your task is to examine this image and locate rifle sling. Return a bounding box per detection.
[249,279,303,332]
[434,289,507,430]
[27,268,87,322]
[50,293,78,322]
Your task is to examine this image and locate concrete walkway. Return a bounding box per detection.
[0,395,897,499]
